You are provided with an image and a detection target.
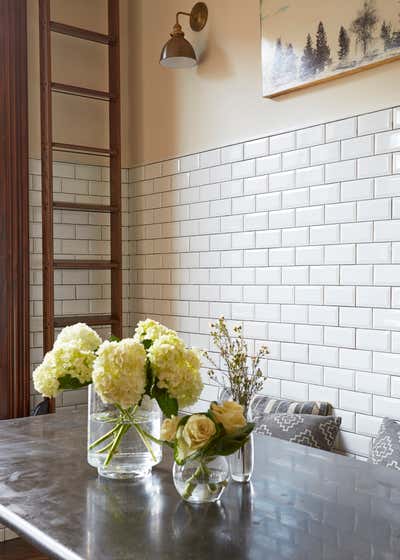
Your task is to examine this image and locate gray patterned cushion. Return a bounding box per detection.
[255,414,341,451]
[252,396,333,418]
[371,418,400,471]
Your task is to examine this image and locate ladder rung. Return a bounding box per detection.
[54,315,118,328]
[52,142,114,157]
[52,82,111,101]
[54,260,118,270]
[53,202,116,213]
[50,21,111,44]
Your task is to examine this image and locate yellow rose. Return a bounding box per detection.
[211,401,246,434]
[182,414,216,452]
[161,416,180,442]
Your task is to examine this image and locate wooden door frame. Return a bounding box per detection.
[0,0,30,419]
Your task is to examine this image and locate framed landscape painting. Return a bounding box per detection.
[260,0,400,97]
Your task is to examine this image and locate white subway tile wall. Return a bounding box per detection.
[132,106,400,460]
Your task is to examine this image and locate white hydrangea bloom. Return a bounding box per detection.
[133,319,176,344]
[54,323,101,352]
[147,334,203,408]
[93,339,147,408]
[33,351,60,398]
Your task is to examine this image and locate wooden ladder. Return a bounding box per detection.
[39,0,122,412]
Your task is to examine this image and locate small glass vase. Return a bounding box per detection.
[229,405,254,483]
[173,456,229,504]
[87,385,162,480]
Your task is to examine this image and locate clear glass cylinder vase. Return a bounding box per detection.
[229,405,254,483]
[173,456,229,504]
[87,385,162,480]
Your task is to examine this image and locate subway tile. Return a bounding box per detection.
[281,341,308,362]
[310,142,340,165]
[281,305,308,324]
[232,195,255,214]
[375,265,400,286]
[357,243,391,264]
[310,224,340,245]
[295,324,323,344]
[269,208,295,229]
[325,286,355,306]
[282,188,309,209]
[326,160,357,183]
[244,176,268,195]
[296,205,324,226]
[180,154,200,172]
[340,390,372,414]
[375,129,400,154]
[282,227,309,247]
[340,307,372,328]
[309,183,340,205]
[358,109,391,135]
[357,198,391,222]
[296,125,325,147]
[348,143,377,170]
[220,179,243,199]
[356,329,390,352]
[358,154,391,179]
[281,380,308,400]
[356,413,384,436]
[232,159,255,179]
[255,304,281,322]
[270,131,296,154]
[340,265,373,285]
[256,230,281,248]
[326,117,357,142]
[268,360,294,380]
[221,144,243,164]
[244,138,268,159]
[325,202,356,224]
[190,168,210,187]
[269,170,296,191]
[200,149,221,168]
[282,148,309,171]
[295,363,323,384]
[375,175,400,198]
[309,345,339,367]
[281,266,308,285]
[210,164,232,183]
[325,326,355,348]
[295,286,324,305]
[256,154,281,175]
[310,265,339,285]
[269,247,295,266]
[256,192,281,212]
[244,212,268,231]
[324,367,354,390]
[296,246,324,265]
[374,220,400,242]
[244,249,268,267]
[325,244,355,265]
[269,286,294,304]
[268,323,294,342]
[341,179,373,202]
[340,348,372,371]
[373,352,400,375]
[374,395,400,419]
[309,305,338,326]
[231,231,255,250]
[296,165,324,188]
[373,309,400,330]
[341,222,373,243]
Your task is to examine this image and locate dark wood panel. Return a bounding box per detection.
[53,201,115,213]
[0,538,49,560]
[52,142,113,157]
[54,314,118,328]
[51,82,111,101]
[0,0,30,419]
[109,0,123,340]
[53,260,117,270]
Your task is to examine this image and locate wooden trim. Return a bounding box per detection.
[52,142,113,157]
[0,0,30,419]
[51,82,111,101]
[109,0,123,339]
[39,0,55,413]
[53,260,118,270]
[49,21,111,44]
[54,315,118,328]
[53,201,115,213]
[266,53,400,99]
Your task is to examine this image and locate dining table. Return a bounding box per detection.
[0,407,399,560]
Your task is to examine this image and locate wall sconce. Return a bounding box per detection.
[160,2,208,69]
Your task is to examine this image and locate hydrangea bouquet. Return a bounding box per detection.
[33,320,203,469]
[160,401,254,502]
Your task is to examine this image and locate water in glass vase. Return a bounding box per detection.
[88,387,162,480]
[173,456,229,504]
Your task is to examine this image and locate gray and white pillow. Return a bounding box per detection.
[252,396,333,418]
[255,414,341,451]
[370,418,400,471]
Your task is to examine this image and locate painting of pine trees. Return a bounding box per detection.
[261,0,400,97]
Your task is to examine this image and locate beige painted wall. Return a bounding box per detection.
[28,0,130,166]
[127,0,400,167]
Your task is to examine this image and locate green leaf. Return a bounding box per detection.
[58,375,92,391]
[152,386,178,418]
[109,334,120,342]
[144,359,155,396]
[143,339,153,350]
[205,423,254,457]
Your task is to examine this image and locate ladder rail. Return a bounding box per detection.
[38,0,123,412]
